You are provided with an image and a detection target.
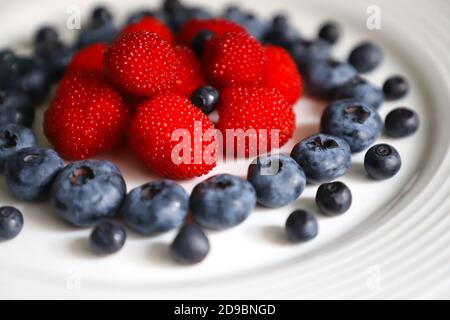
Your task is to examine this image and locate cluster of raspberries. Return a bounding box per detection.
[44,18,303,180]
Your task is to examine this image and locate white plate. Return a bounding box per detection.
[0,0,449,299]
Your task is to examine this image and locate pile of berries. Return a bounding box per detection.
[0,0,419,265]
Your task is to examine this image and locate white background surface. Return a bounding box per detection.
[0,0,449,299]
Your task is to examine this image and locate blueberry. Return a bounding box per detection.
[10,57,50,104]
[126,10,155,25]
[318,21,340,44]
[0,56,49,100]
[0,90,34,127]
[77,23,118,48]
[223,5,243,21]
[264,14,301,49]
[383,76,409,101]
[77,7,117,48]
[187,7,213,21]
[334,77,384,110]
[0,124,37,172]
[0,49,16,67]
[0,50,17,90]
[385,107,419,138]
[305,60,358,99]
[191,30,214,57]
[5,147,64,201]
[170,224,210,264]
[364,144,401,180]
[321,99,383,153]
[92,6,113,26]
[247,154,306,208]
[163,0,185,15]
[190,174,256,230]
[285,210,318,243]
[0,53,14,88]
[315,181,352,216]
[51,160,126,228]
[126,10,169,26]
[168,10,192,32]
[35,42,75,82]
[122,180,188,236]
[290,39,331,73]
[190,85,219,114]
[232,12,269,41]
[0,206,23,240]
[290,134,351,184]
[34,26,59,46]
[162,0,189,32]
[90,221,126,255]
[167,9,191,33]
[348,41,383,73]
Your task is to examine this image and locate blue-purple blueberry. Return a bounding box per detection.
[383,76,409,101]
[191,30,214,57]
[247,154,306,208]
[0,90,34,127]
[35,41,75,82]
[315,181,352,216]
[0,124,37,172]
[348,41,383,73]
[224,8,268,40]
[290,134,351,184]
[0,206,24,240]
[190,174,256,230]
[77,7,118,48]
[364,144,402,180]
[10,57,50,104]
[122,180,189,236]
[285,210,318,242]
[290,39,331,73]
[304,60,357,99]
[90,221,127,255]
[170,224,210,264]
[384,107,420,138]
[34,26,59,47]
[51,160,126,228]
[334,77,384,110]
[321,99,383,153]
[91,6,113,25]
[190,85,219,114]
[263,14,301,49]
[5,147,64,201]
[126,10,156,25]
[318,21,340,44]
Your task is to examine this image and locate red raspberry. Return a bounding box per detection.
[218,87,295,157]
[203,32,266,88]
[263,45,303,104]
[178,18,246,46]
[67,43,108,74]
[129,94,217,180]
[104,31,179,97]
[121,17,174,44]
[44,71,131,160]
[173,45,206,96]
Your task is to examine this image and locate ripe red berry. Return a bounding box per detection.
[121,17,174,44]
[178,18,246,46]
[218,87,295,157]
[67,43,108,74]
[173,45,206,96]
[129,94,217,180]
[44,71,131,160]
[104,31,179,97]
[263,45,303,104]
[203,32,266,89]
